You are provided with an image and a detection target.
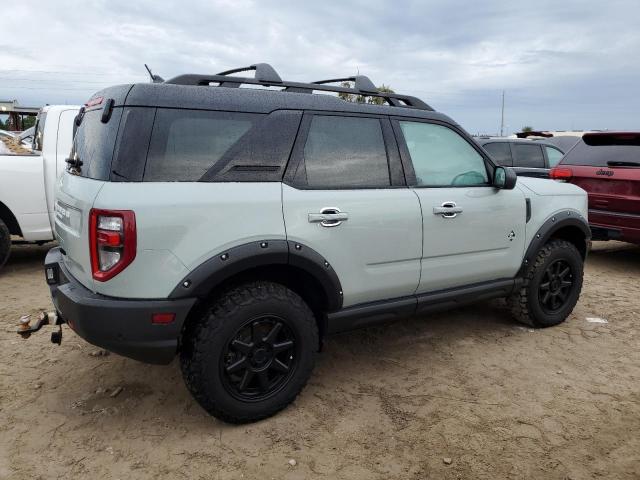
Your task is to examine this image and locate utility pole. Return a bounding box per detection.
[500,90,505,137]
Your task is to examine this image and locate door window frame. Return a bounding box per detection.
[283,111,407,190]
[391,117,497,188]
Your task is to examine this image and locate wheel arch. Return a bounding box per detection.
[171,240,344,342]
[0,201,22,237]
[519,212,590,276]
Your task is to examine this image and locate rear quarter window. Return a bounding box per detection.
[144,109,259,182]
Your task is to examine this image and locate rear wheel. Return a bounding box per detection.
[180,281,318,423]
[509,239,583,327]
[0,220,10,270]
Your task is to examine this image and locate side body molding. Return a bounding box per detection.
[169,240,343,312]
[518,211,591,276]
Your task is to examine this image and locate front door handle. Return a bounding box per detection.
[433,201,463,219]
[308,207,349,227]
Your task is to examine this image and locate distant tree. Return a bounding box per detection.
[338,81,395,105]
[22,115,36,129]
[522,126,534,133]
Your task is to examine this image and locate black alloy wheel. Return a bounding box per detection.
[221,315,297,401]
[538,259,574,314]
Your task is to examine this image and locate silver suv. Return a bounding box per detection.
[42,64,590,423]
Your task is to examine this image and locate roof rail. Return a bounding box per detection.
[165,63,433,111]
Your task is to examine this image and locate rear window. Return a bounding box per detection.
[144,109,258,182]
[513,144,545,168]
[483,142,512,166]
[562,134,640,167]
[70,108,123,180]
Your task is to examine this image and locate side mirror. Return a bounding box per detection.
[493,166,517,190]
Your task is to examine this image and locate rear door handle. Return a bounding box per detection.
[308,207,348,227]
[433,201,463,218]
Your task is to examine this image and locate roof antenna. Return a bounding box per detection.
[144,64,164,83]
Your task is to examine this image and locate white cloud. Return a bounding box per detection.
[1,0,639,133]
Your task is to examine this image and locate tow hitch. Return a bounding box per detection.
[17,311,64,345]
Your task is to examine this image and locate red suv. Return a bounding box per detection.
[551,132,640,245]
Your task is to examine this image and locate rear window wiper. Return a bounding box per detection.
[607,160,640,167]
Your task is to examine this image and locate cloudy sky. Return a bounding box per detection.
[2,0,639,134]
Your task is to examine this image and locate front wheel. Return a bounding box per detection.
[508,239,584,328]
[0,219,10,271]
[180,281,318,423]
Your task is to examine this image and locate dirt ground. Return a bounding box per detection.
[0,242,638,480]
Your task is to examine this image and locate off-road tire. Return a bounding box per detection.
[0,220,10,270]
[180,281,318,423]
[508,239,583,328]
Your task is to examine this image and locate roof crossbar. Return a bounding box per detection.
[165,63,433,111]
[217,63,283,84]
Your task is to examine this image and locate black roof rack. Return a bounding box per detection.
[312,75,378,93]
[165,63,433,111]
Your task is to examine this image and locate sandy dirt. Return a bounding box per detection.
[0,241,639,479]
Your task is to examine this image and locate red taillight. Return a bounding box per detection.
[550,167,573,180]
[89,209,136,281]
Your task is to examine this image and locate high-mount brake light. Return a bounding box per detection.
[550,167,573,180]
[89,209,136,281]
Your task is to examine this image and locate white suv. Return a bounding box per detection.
[40,64,590,423]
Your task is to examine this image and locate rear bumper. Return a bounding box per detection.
[45,247,196,364]
[589,209,640,245]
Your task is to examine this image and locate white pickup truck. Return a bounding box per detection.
[0,105,79,269]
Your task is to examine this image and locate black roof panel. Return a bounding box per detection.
[94,82,455,124]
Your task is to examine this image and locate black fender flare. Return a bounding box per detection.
[518,211,591,276]
[169,240,343,312]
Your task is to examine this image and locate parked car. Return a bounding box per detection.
[476,137,565,178]
[532,135,580,153]
[39,64,589,423]
[551,132,640,245]
[0,105,79,269]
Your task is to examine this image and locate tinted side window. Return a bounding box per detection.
[297,115,390,188]
[70,108,123,180]
[545,146,564,167]
[513,144,545,168]
[144,109,258,182]
[483,142,512,166]
[399,122,489,187]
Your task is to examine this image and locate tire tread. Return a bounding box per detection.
[180,281,317,423]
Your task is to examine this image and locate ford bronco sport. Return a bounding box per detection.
[40,64,590,423]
